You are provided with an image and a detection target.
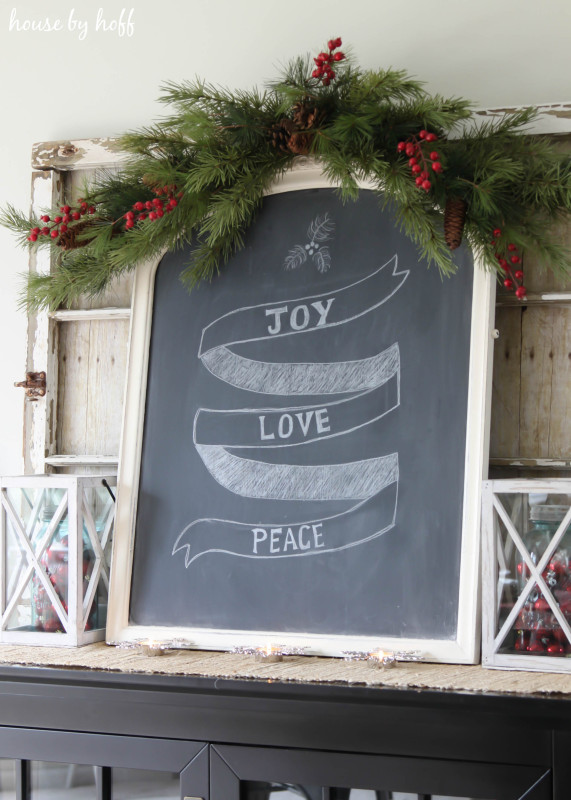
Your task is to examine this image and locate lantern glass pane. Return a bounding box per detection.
[81,487,114,632]
[494,491,571,657]
[5,574,66,633]
[3,487,68,632]
[495,500,520,635]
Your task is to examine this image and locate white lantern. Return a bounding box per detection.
[482,479,571,673]
[0,474,115,646]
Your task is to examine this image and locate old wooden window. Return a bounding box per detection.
[25,139,130,475]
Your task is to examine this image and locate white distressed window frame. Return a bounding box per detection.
[25,139,129,474]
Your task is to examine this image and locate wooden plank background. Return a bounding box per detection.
[490,135,571,475]
[54,167,132,472]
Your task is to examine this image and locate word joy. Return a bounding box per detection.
[8,8,135,40]
[265,298,334,335]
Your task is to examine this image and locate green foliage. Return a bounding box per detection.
[3,40,571,310]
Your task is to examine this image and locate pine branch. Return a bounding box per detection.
[0,205,40,248]
[3,39,571,309]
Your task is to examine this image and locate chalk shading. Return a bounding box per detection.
[195,447,398,501]
[201,342,400,397]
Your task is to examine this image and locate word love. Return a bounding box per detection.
[265,298,334,335]
[8,8,135,40]
[251,524,325,555]
[259,408,330,441]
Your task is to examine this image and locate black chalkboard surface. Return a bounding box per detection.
[116,179,491,659]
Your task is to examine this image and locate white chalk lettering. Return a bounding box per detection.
[258,415,275,441]
[265,306,288,335]
[257,408,331,441]
[315,408,331,434]
[290,304,310,330]
[312,523,325,548]
[298,525,311,550]
[277,414,293,439]
[295,410,314,437]
[270,528,282,553]
[283,528,298,551]
[250,523,326,554]
[252,528,267,554]
[264,298,335,336]
[311,298,334,325]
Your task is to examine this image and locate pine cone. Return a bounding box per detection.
[287,132,312,155]
[292,101,322,130]
[444,197,468,250]
[271,118,296,153]
[57,220,92,251]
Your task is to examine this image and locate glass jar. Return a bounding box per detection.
[31,506,67,632]
[31,509,99,633]
[515,504,571,654]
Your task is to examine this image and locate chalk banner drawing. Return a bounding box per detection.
[173,226,410,567]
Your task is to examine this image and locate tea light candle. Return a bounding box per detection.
[231,644,306,661]
[366,649,396,669]
[110,637,193,655]
[342,648,421,668]
[255,643,283,663]
[140,640,165,657]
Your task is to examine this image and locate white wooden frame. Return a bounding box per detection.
[106,161,496,661]
[0,474,116,646]
[482,478,571,673]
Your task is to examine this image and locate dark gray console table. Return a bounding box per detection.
[0,662,568,800]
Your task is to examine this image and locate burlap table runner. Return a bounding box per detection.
[0,642,571,696]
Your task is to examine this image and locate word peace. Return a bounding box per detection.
[251,524,325,555]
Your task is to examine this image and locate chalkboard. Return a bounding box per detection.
[108,167,494,661]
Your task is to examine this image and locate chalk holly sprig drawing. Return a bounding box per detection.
[283,213,335,273]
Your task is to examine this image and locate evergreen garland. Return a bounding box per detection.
[3,37,571,310]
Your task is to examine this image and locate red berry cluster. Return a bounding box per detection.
[124,185,181,229]
[492,228,526,300]
[397,130,442,192]
[27,199,96,243]
[312,38,345,86]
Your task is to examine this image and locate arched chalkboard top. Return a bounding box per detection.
[264,157,377,196]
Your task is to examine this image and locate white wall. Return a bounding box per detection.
[1,0,570,474]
